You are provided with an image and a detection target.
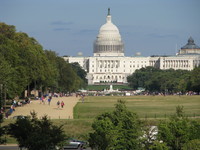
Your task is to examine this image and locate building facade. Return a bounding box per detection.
[64,9,200,85]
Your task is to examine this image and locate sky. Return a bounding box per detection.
[0,0,200,57]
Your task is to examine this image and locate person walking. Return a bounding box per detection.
[48,97,52,105]
[61,101,64,108]
[81,95,84,103]
[57,100,60,109]
[42,96,45,105]
[40,97,42,104]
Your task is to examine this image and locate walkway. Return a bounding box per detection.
[8,96,79,119]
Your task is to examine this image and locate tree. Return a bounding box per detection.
[158,106,200,150]
[89,100,143,150]
[0,22,84,98]
[182,139,200,150]
[127,67,190,93]
[0,22,51,98]
[127,67,160,90]
[149,141,169,150]
[56,57,82,92]
[0,93,6,144]
[190,66,200,92]
[8,112,66,150]
[43,50,59,92]
[70,62,87,88]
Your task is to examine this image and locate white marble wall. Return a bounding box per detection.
[64,55,200,85]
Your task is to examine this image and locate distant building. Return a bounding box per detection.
[64,9,200,85]
[179,37,200,55]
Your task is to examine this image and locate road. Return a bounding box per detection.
[0,145,19,150]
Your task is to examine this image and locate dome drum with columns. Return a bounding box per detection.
[93,8,124,56]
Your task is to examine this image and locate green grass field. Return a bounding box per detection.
[2,95,200,143]
[74,95,200,119]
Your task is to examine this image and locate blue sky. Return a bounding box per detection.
[0,0,200,57]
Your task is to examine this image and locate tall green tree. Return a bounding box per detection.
[0,85,6,144]
[127,67,161,90]
[43,50,59,91]
[0,22,51,98]
[158,106,200,150]
[89,100,143,150]
[127,67,191,93]
[1,22,85,98]
[56,57,82,92]
[70,62,87,88]
[190,66,200,92]
[8,112,66,150]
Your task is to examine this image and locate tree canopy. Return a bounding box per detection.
[7,112,66,150]
[0,22,87,99]
[127,66,200,93]
[70,62,87,88]
[157,106,200,150]
[89,100,143,150]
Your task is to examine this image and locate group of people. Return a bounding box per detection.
[4,98,31,118]
[39,95,65,109]
[39,96,52,105]
[57,100,65,109]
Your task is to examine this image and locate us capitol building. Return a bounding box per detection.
[64,9,200,85]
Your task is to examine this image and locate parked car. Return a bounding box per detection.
[62,139,87,150]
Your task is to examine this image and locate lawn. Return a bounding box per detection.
[2,95,200,144]
[74,95,200,119]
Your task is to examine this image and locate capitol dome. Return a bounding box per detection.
[178,37,200,55]
[181,37,200,49]
[93,8,124,56]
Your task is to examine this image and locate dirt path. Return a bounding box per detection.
[8,96,80,119]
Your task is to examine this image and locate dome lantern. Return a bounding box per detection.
[108,8,111,15]
[188,37,194,45]
[106,8,111,23]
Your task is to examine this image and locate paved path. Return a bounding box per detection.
[0,144,18,150]
[8,96,79,119]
